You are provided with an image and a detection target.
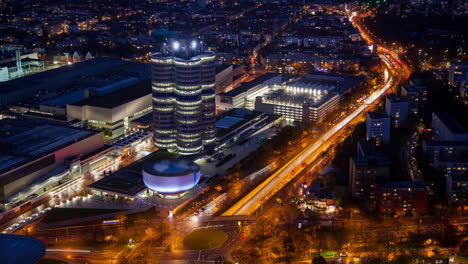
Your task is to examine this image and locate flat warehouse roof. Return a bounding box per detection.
[89,171,146,197]
[222,73,280,97]
[216,116,245,129]
[70,80,151,109]
[0,124,98,174]
[0,57,129,95]
[216,108,265,138]
[262,89,338,108]
[41,89,88,107]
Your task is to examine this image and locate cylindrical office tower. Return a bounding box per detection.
[200,53,216,145]
[152,55,176,149]
[174,56,203,155]
[151,37,216,155]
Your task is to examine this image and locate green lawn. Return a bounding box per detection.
[183,228,228,250]
[320,250,338,258]
[37,259,69,264]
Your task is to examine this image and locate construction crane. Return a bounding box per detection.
[1,44,25,78]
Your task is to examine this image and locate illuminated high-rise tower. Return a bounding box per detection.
[151,36,216,155]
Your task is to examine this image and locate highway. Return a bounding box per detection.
[223,14,409,216]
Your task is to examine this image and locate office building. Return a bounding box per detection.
[448,61,468,87]
[446,172,468,204]
[0,122,104,200]
[216,73,283,112]
[366,111,390,146]
[215,64,234,94]
[1,58,153,139]
[0,58,136,106]
[254,88,339,123]
[385,96,409,128]
[0,52,44,82]
[151,36,216,155]
[460,80,468,100]
[215,108,282,149]
[129,112,153,133]
[67,80,152,139]
[288,72,365,96]
[423,111,468,203]
[431,111,468,141]
[349,154,391,201]
[423,112,468,170]
[216,71,363,123]
[377,181,430,215]
[401,79,427,116]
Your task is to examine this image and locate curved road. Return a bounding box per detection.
[223,13,409,216]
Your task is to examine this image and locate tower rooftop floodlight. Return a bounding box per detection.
[172,41,180,51]
[191,40,197,50]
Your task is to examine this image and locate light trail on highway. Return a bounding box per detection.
[223,13,409,216]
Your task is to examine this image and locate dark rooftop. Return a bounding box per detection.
[0,123,100,176]
[89,150,179,196]
[367,111,389,120]
[131,112,153,125]
[215,64,232,73]
[221,72,281,97]
[88,170,146,197]
[0,57,129,95]
[70,80,151,108]
[380,181,428,190]
[216,108,264,138]
[262,89,338,108]
[433,111,468,135]
[351,155,392,166]
[386,95,409,103]
[410,78,426,87]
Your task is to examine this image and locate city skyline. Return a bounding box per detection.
[0,0,467,264]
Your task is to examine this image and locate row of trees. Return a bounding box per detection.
[231,206,468,263]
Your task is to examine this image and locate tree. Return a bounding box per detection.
[214,255,229,264]
[116,256,128,264]
[283,236,295,263]
[392,219,406,243]
[232,249,258,264]
[315,227,327,255]
[330,227,349,251]
[394,255,417,264]
[375,230,395,261]
[145,227,155,246]
[231,249,245,264]
[323,172,336,191]
[312,256,327,264]
[246,248,260,264]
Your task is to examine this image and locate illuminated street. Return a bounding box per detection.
[223,14,410,216]
[0,1,467,264]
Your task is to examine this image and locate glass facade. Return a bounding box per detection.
[151,39,216,155]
